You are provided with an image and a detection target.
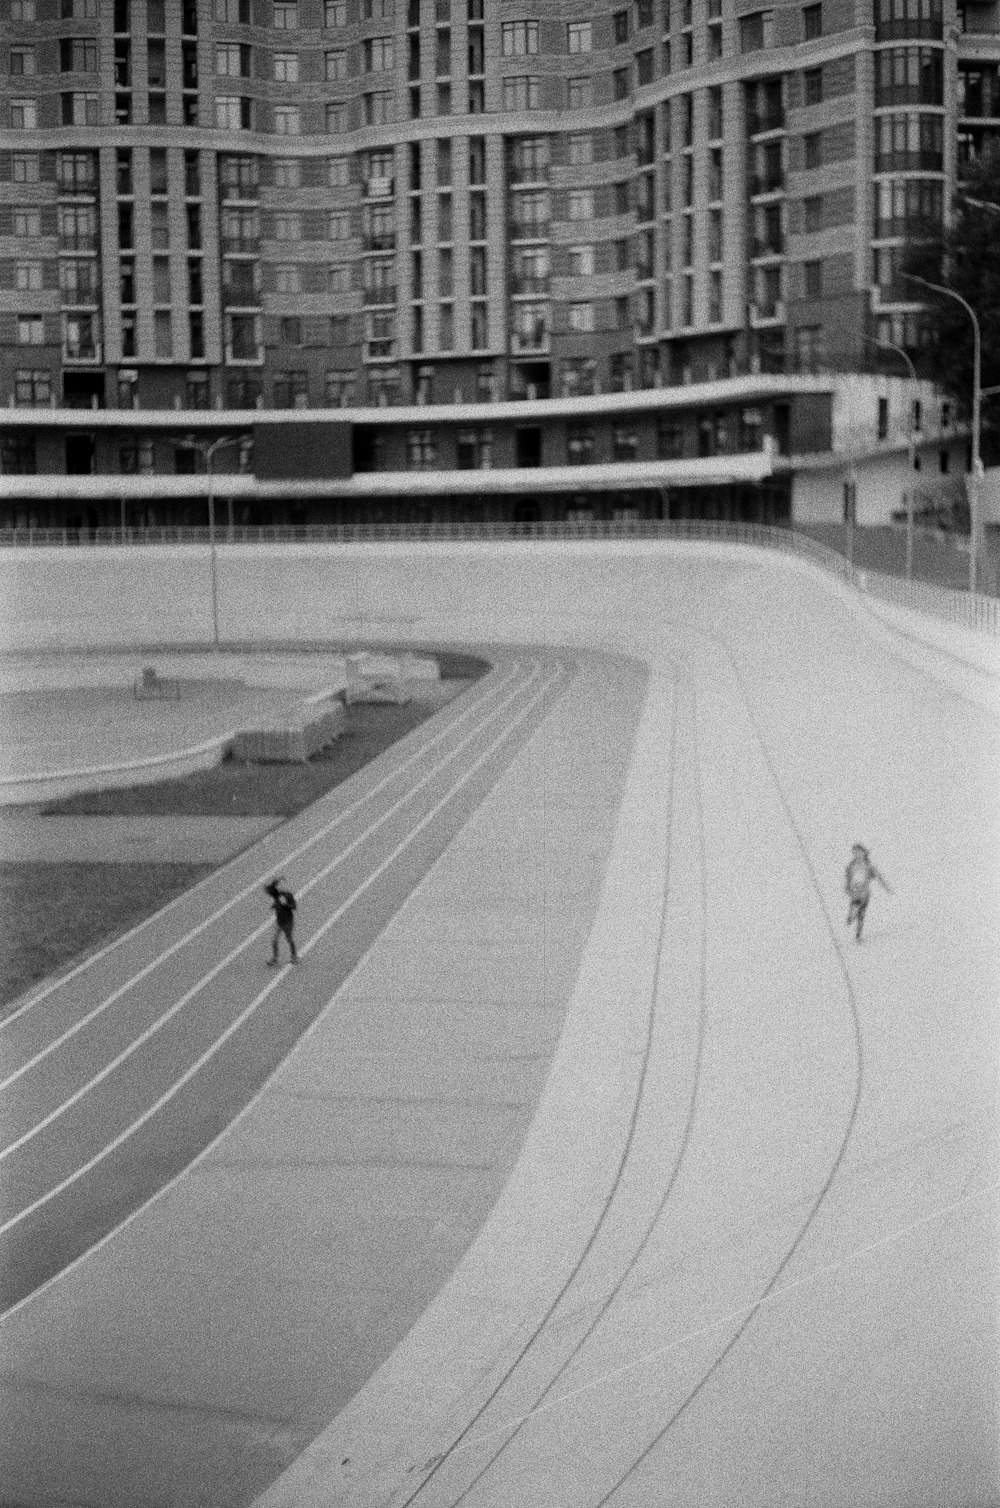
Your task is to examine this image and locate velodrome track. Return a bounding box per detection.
[0,540,997,1508]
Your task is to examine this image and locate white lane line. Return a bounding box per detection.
[0,662,565,1237]
[0,658,520,1032]
[0,665,526,1070]
[0,661,554,1156]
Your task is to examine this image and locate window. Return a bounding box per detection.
[803,259,822,297]
[804,131,822,168]
[503,76,539,110]
[150,148,168,195]
[14,370,52,406]
[1,434,37,474]
[407,429,438,468]
[613,66,630,99]
[561,357,596,396]
[16,261,43,292]
[804,66,822,105]
[364,92,395,124]
[217,95,252,129]
[567,244,594,276]
[274,158,301,187]
[567,424,595,463]
[740,9,774,50]
[326,102,346,132]
[615,179,631,214]
[614,8,630,41]
[214,0,250,17]
[365,37,394,71]
[62,91,100,125]
[568,301,594,332]
[65,312,98,359]
[456,429,492,468]
[11,0,38,17]
[329,210,350,238]
[219,155,258,197]
[568,76,592,108]
[804,194,822,231]
[279,315,303,344]
[325,0,346,22]
[568,189,594,220]
[803,2,822,38]
[226,312,262,361]
[637,48,654,84]
[794,324,824,371]
[273,0,298,26]
[511,301,549,351]
[613,427,638,460]
[325,49,347,78]
[328,264,350,291]
[12,153,39,183]
[470,302,488,348]
[275,263,301,292]
[275,212,302,239]
[274,52,299,81]
[60,38,98,72]
[365,0,393,14]
[325,370,354,405]
[327,156,350,187]
[274,105,301,134]
[151,201,169,249]
[10,47,36,75]
[274,370,309,407]
[568,20,592,51]
[62,0,98,14]
[10,99,38,130]
[502,21,539,54]
[18,315,45,346]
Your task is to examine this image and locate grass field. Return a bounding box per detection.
[2,665,484,1010]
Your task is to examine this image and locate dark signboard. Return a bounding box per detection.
[253,421,352,479]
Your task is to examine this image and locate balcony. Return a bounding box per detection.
[874,149,944,173]
[875,16,943,41]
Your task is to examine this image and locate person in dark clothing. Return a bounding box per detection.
[264,877,299,965]
[844,844,892,942]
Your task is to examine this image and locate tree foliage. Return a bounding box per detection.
[901,142,1000,461]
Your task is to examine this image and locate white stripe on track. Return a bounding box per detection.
[0,660,553,1157]
[0,664,527,1088]
[0,661,565,1237]
[0,658,522,1033]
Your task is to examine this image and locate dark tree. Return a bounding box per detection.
[901,142,1000,463]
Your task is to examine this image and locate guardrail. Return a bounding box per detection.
[2,517,997,635]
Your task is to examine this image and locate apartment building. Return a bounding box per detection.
[0,0,996,522]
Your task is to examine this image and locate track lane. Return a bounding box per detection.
[0,650,571,1314]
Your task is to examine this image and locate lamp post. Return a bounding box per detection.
[864,331,919,580]
[900,271,983,594]
[183,433,252,649]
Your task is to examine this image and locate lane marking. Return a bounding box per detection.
[0,661,565,1239]
[0,658,520,1033]
[0,664,528,1087]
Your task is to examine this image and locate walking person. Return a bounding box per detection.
[264,876,299,965]
[844,844,892,942]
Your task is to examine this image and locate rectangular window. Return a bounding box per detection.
[803,2,822,38]
[567,189,594,220]
[14,369,52,406]
[326,102,346,132]
[274,52,299,81]
[613,66,630,98]
[365,37,394,71]
[614,8,630,41]
[804,193,822,231]
[502,20,539,54]
[567,301,594,332]
[364,92,395,123]
[567,244,594,276]
[804,66,822,105]
[16,261,43,291]
[273,0,299,26]
[568,133,593,165]
[740,10,774,50]
[274,105,301,134]
[325,370,354,405]
[275,263,301,292]
[803,258,822,297]
[329,211,350,239]
[325,49,347,79]
[567,76,592,108]
[275,212,302,239]
[568,20,592,51]
[502,76,539,109]
[60,37,98,71]
[637,48,654,84]
[567,424,595,464]
[804,131,822,168]
[406,429,438,469]
[217,96,252,129]
[328,263,350,291]
[11,0,38,17]
[13,153,40,183]
[18,315,45,345]
[214,0,251,17]
[10,47,37,75]
[325,0,346,22]
[274,158,301,187]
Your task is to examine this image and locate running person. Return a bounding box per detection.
[844,844,892,941]
[264,876,299,965]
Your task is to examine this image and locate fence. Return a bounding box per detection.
[2,516,997,636]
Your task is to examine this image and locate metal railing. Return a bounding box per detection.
[1,517,997,635]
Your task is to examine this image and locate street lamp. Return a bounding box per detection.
[864,331,919,580]
[900,271,984,594]
[180,432,252,649]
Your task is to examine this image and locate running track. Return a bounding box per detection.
[0,650,569,1315]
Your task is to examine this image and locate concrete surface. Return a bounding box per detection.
[0,542,996,1508]
[0,814,280,864]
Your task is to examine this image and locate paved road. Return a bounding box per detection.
[0,651,568,1315]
